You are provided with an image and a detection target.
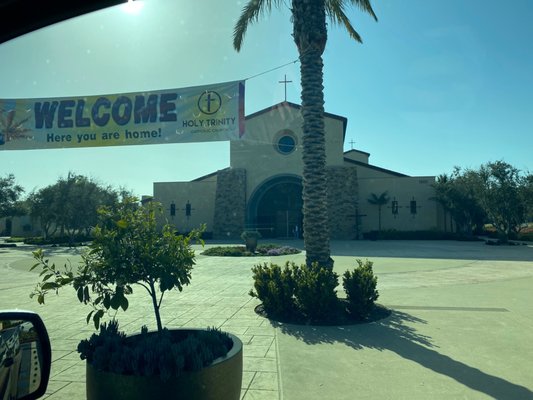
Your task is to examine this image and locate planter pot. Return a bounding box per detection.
[245,237,258,252]
[86,329,243,400]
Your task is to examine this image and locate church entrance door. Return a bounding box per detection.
[248,176,303,238]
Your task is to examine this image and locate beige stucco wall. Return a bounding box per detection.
[0,215,40,237]
[231,103,345,200]
[153,176,217,233]
[344,150,370,164]
[357,173,440,232]
[150,102,443,238]
[354,164,404,180]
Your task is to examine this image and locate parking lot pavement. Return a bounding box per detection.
[1,239,532,399]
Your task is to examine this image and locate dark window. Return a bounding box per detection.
[392,200,399,215]
[277,135,296,154]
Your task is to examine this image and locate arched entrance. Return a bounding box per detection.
[247,175,303,238]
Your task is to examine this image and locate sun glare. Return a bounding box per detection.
[121,0,144,15]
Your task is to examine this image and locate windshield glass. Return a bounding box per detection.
[1,1,531,193]
[1,1,532,400]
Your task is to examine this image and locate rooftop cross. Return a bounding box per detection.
[349,139,355,150]
[278,74,292,102]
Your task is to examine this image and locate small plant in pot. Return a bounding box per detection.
[30,198,243,400]
[241,230,261,252]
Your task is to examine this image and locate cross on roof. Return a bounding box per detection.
[279,74,292,102]
[349,139,355,150]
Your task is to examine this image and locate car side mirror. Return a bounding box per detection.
[0,311,51,400]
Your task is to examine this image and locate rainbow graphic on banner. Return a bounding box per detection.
[0,80,245,150]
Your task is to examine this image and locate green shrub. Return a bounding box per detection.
[202,246,248,256]
[263,246,301,256]
[293,263,339,321]
[5,237,25,243]
[202,244,301,257]
[517,232,533,242]
[249,262,296,317]
[250,260,384,323]
[255,244,278,252]
[24,234,93,246]
[342,259,379,319]
[78,320,232,381]
[484,228,532,242]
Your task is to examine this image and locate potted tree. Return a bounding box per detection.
[241,230,262,253]
[30,198,243,400]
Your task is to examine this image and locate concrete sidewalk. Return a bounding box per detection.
[1,239,532,399]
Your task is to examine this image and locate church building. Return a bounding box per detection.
[153,101,443,239]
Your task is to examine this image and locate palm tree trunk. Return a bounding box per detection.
[292,0,331,268]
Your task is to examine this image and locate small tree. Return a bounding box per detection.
[433,169,486,236]
[435,162,531,241]
[475,161,528,242]
[28,173,120,240]
[27,187,59,238]
[241,230,261,252]
[0,174,23,218]
[31,198,203,333]
[522,174,533,223]
[367,191,390,231]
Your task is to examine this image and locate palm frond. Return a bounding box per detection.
[233,0,285,51]
[1,109,33,141]
[368,191,389,205]
[325,0,377,43]
[5,109,15,128]
[349,0,378,21]
[12,114,32,129]
[325,0,362,43]
[368,193,379,204]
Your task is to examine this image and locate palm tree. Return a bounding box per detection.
[234,0,377,267]
[368,191,389,231]
[0,109,32,143]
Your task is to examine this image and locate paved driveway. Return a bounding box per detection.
[1,239,532,399]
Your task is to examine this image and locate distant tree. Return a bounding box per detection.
[28,173,120,240]
[0,174,24,218]
[475,161,529,242]
[10,199,30,218]
[367,191,389,231]
[433,168,486,236]
[521,173,533,223]
[28,186,59,238]
[435,162,530,241]
[63,174,120,238]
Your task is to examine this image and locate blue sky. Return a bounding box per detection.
[1,0,532,197]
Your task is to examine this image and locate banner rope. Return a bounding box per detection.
[244,58,300,81]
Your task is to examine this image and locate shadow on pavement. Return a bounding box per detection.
[273,310,533,400]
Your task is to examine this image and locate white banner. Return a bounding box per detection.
[0,81,245,150]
